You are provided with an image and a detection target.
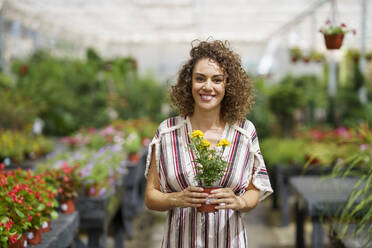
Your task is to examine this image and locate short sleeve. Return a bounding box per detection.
[144,129,161,178]
[246,123,273,202]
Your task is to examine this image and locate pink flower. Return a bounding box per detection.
[352,29,357,35]
[341,23,347,28]
[326,19,331,25]
[360,144,367,151]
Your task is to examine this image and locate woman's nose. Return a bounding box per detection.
[203,79,213,90]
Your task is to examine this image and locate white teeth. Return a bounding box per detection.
[200,95,214,101]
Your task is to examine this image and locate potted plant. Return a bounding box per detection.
[365,51,372,62]
[309,50,325,63]
[289,47,303,63]
[56,162,81,214]
[346,49,361,64]
[319,20,356,50]
[188,130,230,212]
[0,168,47,246]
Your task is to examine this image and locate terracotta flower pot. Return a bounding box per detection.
[41,220,51,232]
[323,34,344,49]
[197,186,222,213]
[27,228,42,245]
[60,199,75,214]
[129,153,140,163]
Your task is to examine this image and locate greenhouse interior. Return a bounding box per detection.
[0,0,371,247]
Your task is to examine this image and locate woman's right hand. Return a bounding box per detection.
[170,186,208,208]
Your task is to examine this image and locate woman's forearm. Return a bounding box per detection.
[145,188,178,211]
[237,189,260,212]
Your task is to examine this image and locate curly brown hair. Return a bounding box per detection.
[170,40,254,124]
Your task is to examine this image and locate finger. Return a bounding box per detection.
[187,197,206,203]
[187,191,208,198]
[187,186,204,192]
[184,203,202,208]
[210,188,233,194]
[215,204,233,210]
[210,192,233,199]
[210,198,234,205]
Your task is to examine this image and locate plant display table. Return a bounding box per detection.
[74,150,147,248]
[32,212,79,248]
[74,180,123,248]
[274,164,333,226]
[290,176,360,248]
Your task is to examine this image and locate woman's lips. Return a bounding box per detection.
[200,94,215,101]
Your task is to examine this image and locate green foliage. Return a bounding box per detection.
[336,62,372,126]
[247,76,275,139]
[268,74,327,135]
[0,73,39,130]
[9,49,166,136]
[260,138,306,168]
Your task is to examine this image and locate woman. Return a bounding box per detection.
[145,40,273,247]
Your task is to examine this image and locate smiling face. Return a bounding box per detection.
[191,58,226,114]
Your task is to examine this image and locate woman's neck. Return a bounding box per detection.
[190,108,225,132]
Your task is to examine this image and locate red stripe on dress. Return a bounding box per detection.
[185,121,197,177]
[233,145,250,193]
[170,118,186,189]
[221,129,239,185]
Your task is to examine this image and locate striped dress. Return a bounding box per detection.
[145,116,273,248]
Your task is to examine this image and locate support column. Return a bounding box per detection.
[0,11,5,72]
[327,0,338,125]
[358,0,368,103]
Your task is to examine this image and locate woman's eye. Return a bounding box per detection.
[196,77,204,82]
[214,79,223,83]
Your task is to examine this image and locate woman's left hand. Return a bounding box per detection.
[209,188,245,211]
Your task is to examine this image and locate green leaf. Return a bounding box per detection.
[37,204,46,211]
[0,216,9,223]
[51,210,59,219]
[15,208,24,218]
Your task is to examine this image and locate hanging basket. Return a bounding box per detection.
[323,34,344,50]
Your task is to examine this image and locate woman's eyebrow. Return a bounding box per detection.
[194,72,224,77]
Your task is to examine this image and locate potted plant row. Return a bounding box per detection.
[0,130,54,166]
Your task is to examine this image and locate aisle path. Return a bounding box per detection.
[107,198,332,248]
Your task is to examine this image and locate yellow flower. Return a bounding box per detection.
[200,139,211,148]
[191,130,204,139]
[217,139,231,147]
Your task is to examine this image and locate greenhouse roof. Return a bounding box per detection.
[2,0,371,49]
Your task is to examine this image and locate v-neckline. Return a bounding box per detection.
[186,116,229,148]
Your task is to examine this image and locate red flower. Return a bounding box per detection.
[0,163,5,170]
[341,23,347,28]
[8,234,19,244]
[62,163,73,174]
